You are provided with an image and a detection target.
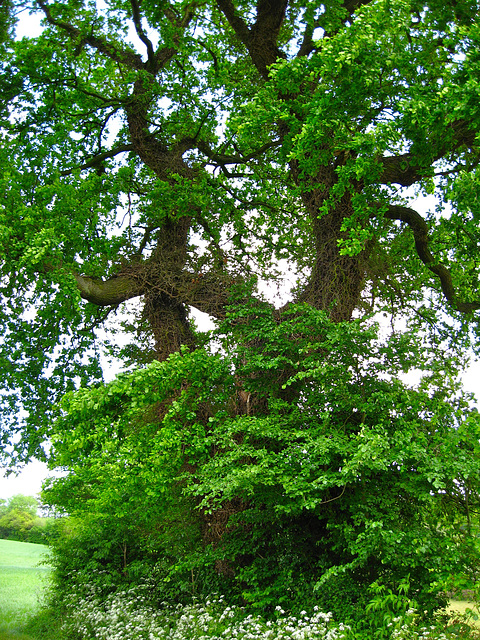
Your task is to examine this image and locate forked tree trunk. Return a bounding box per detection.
[143,217,197,361]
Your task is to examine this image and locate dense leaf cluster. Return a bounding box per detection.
[0,494,53,543]
[1,0,480,456]
[43,305,480,621]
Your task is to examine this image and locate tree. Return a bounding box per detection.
[0,493,46,542]
[2,0,480,623]
[6,493,39,517]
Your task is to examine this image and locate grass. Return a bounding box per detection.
[446,600,480,629]
[0,539,52,640]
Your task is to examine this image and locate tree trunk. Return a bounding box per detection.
[145,291,196,361]
[292,161,368,321]
[143,218,197,361]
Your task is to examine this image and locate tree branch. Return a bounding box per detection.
[73,267,231,319]
[296,20,317,58]
[384,204,480,313]
[129,0,156,69]
[378,153,423,186]
[195,139,280,166]
[74,273,145,306]
[216,0,288,78]
[36,0,145,71]
[215,0,251,48]
[126,79,195,179]
[152,3,197,70]
[378,120,478,186]
[59,144,134,176]
[343,0,373,19]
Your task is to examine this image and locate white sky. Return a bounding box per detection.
[1,460,50,501]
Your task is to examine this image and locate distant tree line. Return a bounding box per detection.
[0,494,55,544]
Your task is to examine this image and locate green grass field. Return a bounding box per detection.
[0,539,51,640]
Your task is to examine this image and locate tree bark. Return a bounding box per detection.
[291,161,368,321]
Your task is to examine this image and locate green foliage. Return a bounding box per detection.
[2,0,480,633]
[0,0,14,48]
[42,303,480,624]
[364,578,418,639]
[0,495,54,544]
[38,579,480,640]
[1,0,480,459]
[6,495,38,517]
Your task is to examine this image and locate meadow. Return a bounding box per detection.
[0,539,51,640]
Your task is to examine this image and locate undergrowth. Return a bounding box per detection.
[53,577,480,640]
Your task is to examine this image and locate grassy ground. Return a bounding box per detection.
[0,539,51,640]
[447,600,480,629]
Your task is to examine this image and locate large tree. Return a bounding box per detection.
[2,0,480,622]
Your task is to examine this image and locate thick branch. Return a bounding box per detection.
[384,204,480,313]
[74,273,145,306]
[216,0,288,78]
[378,153,422,186]
[343,0,373,18]
[126,78,193,179]
[38,0,188,77]
[59,144,134,176]
[251,0,288,51]
[296,20,317,58]
[215,0,251,48]
[129,0,156,69]
[378,120,478,186]
[152,3,197,70]
[73,268,230,319]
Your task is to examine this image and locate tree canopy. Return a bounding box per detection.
[1,0,480,456]
[0,493,51,542]
[1,0,480,624]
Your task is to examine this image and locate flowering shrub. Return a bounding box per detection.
[60,583,350,640]
[58,579,479,640]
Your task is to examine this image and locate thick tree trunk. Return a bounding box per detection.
[142,218,197,361]
[144,291,196,361]
[300,208,367,322]
[291,162,368,321]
